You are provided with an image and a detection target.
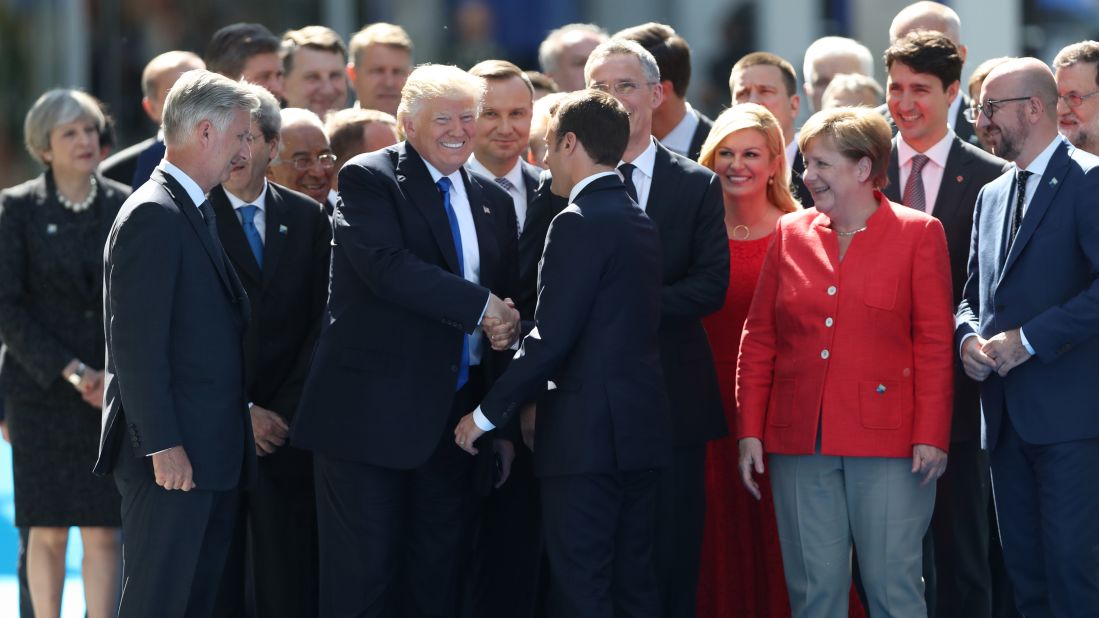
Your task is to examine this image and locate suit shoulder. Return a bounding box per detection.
[1071,147,1099,174]
[665,147,715,180]
[269,182,327,217]
[958,140,1009,172]
[98,175,132,202]
[344,145,399,176]
[0,174,46,203]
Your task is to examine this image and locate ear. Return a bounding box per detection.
[650,81,665,109]
[660,80,676,100]
[957,44,968,65]
[266,138,280,162]
[196,119,213,147]
[945,80,960,107]
[401,116,416,139]
[141,97,157,124]
[856,156,873,183]
[789,93,801,120]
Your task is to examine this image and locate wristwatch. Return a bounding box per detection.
[66,361,87,388]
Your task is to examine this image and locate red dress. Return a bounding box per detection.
[696,235,790,618]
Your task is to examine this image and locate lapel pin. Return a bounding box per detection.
[1050,177,1059,186]
[956,175,964,183]
[483,206,492,215]
[876,384,887,394]
[278,224,288,234]
[46,223,57,235]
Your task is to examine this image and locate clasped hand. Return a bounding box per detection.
[961,328,1031,381]
[482,294,520,351]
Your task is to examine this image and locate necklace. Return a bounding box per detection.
[834,225,868,237]
[731,224,751,241]
[57,176,97,213]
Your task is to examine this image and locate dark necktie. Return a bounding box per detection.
[618,163,639,204]
[437,177,469,391]
[238,204,264,267]
[1009,170,1033,247]
[494,177,516,193]
[198,200,223,251]
[902,154,930,213]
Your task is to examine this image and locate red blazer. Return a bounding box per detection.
[736,193,954,457]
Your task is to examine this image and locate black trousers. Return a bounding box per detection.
[113,447,239,618]
[541,469,661,618]
[313,377,480,618]
[214,444,318,618]
[652,444,706,618]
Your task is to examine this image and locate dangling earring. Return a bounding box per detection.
[768,176,774,185]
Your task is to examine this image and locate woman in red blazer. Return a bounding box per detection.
[736,107,954,618]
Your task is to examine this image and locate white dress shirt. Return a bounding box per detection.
[660,102,701,156]
[898,130,955,214]
[224,181,269,243]
[785,134,800,180]
[421,159,486,366]
[620,137,659,211]
[467,155,528,234]
[947,94,963,132]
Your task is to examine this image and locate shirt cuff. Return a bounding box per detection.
[473,406,496,431]
[1019,329,1035,355]
[959,332,979,356]
[147,447,173,457]
[476,295,490,328]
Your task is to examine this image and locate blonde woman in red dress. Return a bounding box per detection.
[695,103,799,617]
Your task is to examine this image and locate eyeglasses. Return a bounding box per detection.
[964,97,1031,123]
[286,153,337,171]
[1058,90,1099,108]
[235,131,256,145]
[590,80,656,96]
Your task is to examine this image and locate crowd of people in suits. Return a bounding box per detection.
[1,1,1099,617]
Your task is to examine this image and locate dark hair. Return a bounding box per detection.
[205,23,281,78]
[732,52,798,98]
[469,60,535,97]
[883,31,962,90]
[1053,41,1099,88]
[525,71,559,94]
[551,90,629,166]
[613,22,692,98]
[281,26,348,75]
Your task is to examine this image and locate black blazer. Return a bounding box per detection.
[100,136,156,187]
[884,135,1008,441]
[480,174,672,477]
[210,182,331,421]
[525,145,729,446]
[686,108,715,163]
[95,168,256,491]
[291,142,519,468]
[0,172,128,404]
[790,146,814,209]
[514,162,548,322]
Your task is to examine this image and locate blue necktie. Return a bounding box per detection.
[238,204,264,267]
[437,177,469,391]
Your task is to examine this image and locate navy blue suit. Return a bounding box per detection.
[479,173,671,617]
[956,138,1099,617]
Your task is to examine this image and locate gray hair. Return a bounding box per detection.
[23,89,106,164]
[275,107,328,160]
[584,39,661,86]
[395,64,486,135]
[538,23,607,75]
[803,36,874,82]
[245,82,282,142]
[161,69,260,147]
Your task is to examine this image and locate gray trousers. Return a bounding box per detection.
[770,452,935,618]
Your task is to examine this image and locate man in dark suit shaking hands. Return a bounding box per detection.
[95,70,259,617]
[291,64,520,617]
[957,58,1099,616]
[455,88,672,618]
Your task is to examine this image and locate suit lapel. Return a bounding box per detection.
[1001,142,1072,278]
[397,143,461,275]
[931,138,970,224]
[463,168,499,289]
[262,184,288,286]
[885,143,902,203]
[210,185,263,285]
[646,143,679,229]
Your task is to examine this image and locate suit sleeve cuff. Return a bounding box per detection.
[147,447,173,457]
[473,406,495,431]
[1019,329,1035,355]
[959,332,979,357]
[476,296,490,327]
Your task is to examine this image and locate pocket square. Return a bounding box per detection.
[279,224,288,234]
[483,205,492,215]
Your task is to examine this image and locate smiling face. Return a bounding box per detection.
[268,122,335,203]
[45,117,101,177]
[710,128,779,203]
[351,43,411,115]
[283,47,348,116]
[587,53,661,148]
[474,76,533,170]
[977,74,1030,162]
[887,61,956,151]
[1055,61,1099,153]
[800,136,870,213]
[404,96,478,175]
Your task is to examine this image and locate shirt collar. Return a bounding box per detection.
[420,158,465,194]
[621,137,658,179]
[661,102,700,153]
[1020,135,1064,178]
[158,160,207,209]
[467,155,524,190]
[898,129,955,169]
[569,171,618,203]
[947,94,962,130]
[224,180,269,211]
[785,134,799,168]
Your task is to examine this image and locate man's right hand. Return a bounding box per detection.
[482,294,520,351]
[152,446,195,491]
[961,335,997,382]
[251,404,289,456]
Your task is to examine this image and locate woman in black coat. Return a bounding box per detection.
[0,89,129,618]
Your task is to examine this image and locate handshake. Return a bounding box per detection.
[483,294,521,352]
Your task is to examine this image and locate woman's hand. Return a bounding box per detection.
[738,438,765,500]
[912,444,948,487]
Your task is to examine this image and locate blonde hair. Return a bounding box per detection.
[350,23,413,67]
[395,64,486,138]
[798,107,892,189]
[698,103,800,213]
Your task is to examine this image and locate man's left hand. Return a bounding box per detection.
[981,328,1032,376]
[455,413,486,455]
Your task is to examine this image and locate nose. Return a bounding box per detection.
[747,90,761,104]
[975,108,991,129]
[1056,96,1071,115]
